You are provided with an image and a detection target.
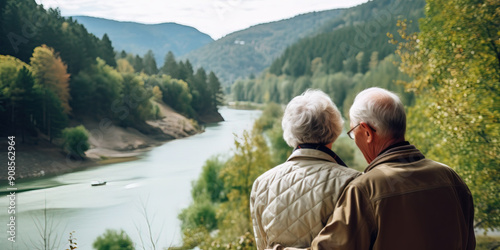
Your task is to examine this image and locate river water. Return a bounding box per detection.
[0,107,262,249]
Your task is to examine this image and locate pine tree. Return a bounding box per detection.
[99,33,116,67]
[208,71,224,109]
[143,50,158,75]
[160,51,178,77]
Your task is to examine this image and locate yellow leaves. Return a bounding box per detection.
[400,0,500,230]
[116,58,134,74]
[30,44,71,114]
[61,21,69,32]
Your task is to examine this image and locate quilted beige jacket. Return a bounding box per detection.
[250,148,361,250]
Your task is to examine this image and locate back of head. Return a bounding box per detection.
[349,87,406,139]
[282,89,343,148]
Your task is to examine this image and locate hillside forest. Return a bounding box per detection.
[0,0,224,151]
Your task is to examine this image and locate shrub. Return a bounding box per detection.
[62,125,90,158]
[93,229,134,250]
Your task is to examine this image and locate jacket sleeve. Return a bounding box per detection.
[251,179,268,250]
[309,183,376,250]
[274,183,375,250]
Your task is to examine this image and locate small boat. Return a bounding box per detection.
[91,180,107,186]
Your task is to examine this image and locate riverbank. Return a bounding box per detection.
[0,102,224,181]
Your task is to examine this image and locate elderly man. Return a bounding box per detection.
[275,87,475,250]
[251,89,361,250]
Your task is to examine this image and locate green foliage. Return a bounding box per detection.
[92,229,134,250]
[156,75,195,117]
[183,8,344,85]
[178,197,218,232]
[268,0,424,77]
[267,119,292,165]
[394,0,500,231]
[99,34,117,67]
[475,235,500,250]
[133,55,144,73]
[191,157,227,203]
[253,102,283,131]
[143,50,158,75]
[117,73,155,126]
[331,136,364,171]
[70,58,123,116]
[217,130,272,243]
[0,0,111,76]
[232,55,414,117]
[62,125,90,158]
[160,51,178,76]
[0,56,35,136]
[0,54,68,140]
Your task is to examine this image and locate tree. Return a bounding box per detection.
[160,51,178,77]
[143,50,158,75]
[30,44,71,114]
[99,34,116,67]
[394,0,500,232]
[159,75,195,117]
[29,45,70,141]
[190,67,208,113]
[208,71,224,108]
[218,130,272,242]
[133,55,144,73]
[12,66,37,142]
[116,58,134,74]
[0,55,33,136]
[118,73,154,126]
[70,58,123,116]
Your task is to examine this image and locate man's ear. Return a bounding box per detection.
[360,122,374,143]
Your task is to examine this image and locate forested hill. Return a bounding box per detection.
[0,0,224,151]
[231,0,425,114]
[182,9,344,86]
[269,0,425,77]
[72,16,213,65]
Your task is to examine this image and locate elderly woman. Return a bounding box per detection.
[250,89,361,250]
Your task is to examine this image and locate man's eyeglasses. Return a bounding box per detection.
[347,123,376,140]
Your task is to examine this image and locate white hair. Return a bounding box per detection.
[282,89,344,148]
[349,87,406,139]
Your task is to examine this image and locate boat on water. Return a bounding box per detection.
[91,180,107,186]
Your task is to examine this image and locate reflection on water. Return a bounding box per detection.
[0,107,261,249]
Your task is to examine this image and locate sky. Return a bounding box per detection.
[35,0,369,40]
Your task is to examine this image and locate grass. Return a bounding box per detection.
[476,235,500,250]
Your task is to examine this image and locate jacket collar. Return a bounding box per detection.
[364,144,425,173]
[288,145,347,167]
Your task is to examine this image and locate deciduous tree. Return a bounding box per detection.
[394,0,500,231]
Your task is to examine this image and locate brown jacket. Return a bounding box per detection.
[280,144,475,250]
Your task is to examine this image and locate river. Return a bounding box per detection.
[0,107,262,249]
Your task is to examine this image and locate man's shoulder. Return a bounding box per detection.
[346,158,469,197]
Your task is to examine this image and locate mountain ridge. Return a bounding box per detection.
[71,15,214,64]
[181,8,346,86]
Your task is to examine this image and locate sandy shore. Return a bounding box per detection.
[0,102,221,181]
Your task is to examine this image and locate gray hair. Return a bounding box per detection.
[349,87,406,139]
[282,89,344,148]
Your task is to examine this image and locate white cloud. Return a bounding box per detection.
[36,0,368,39]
